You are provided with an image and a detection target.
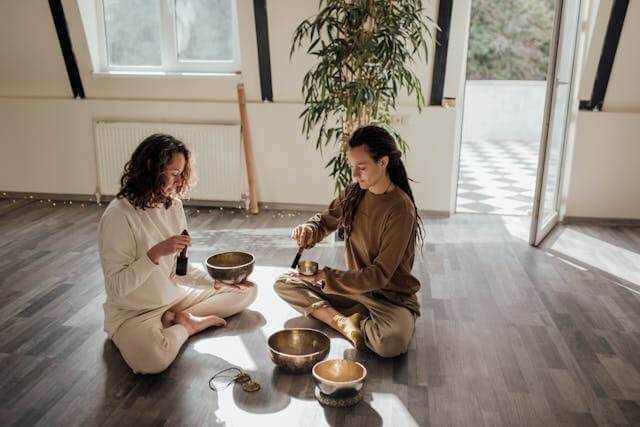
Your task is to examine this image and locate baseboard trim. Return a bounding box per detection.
[0,191,451,217]
[257,203,450,217]
[257,201,325,212]
[563,216,640,226]
[419,209,450,218]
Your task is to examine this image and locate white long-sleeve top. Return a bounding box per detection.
[97,197,214,337]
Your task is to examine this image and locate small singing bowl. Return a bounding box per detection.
[205,251,255,285]
[312,359,367,397]
[268,328,330,373]
[297,260,319,276]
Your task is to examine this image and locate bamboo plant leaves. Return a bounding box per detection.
[291,0,436,192]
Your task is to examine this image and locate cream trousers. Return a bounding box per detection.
[112,285,257,374]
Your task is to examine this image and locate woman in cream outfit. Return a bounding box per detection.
[98,134,256,374]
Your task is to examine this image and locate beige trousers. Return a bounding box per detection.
[112,285,257,374]
[274,275,415,358]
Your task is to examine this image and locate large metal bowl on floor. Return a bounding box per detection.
[268,328,330,373]
[312,359,367,397]
[205,251,255,285]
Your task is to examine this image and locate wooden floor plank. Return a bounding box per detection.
[1,199,639,426]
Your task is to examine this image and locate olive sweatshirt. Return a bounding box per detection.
[305,187,421,315]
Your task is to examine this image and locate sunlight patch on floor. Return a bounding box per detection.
[500,215,530,242]
[190,227,343,249]
[193,336,258,371]
[549,228,640,287]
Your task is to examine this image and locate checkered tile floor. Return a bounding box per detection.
[456,140,539,216]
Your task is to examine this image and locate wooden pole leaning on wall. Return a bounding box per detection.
[236,83,259,214]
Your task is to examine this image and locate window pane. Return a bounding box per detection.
[176,0,234,61]
[104,0,162,66]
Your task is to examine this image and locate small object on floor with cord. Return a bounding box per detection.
[209,367,261,393]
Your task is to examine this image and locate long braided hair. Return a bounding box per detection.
[340,125,424,247]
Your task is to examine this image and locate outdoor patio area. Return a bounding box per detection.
[455,80,545,216]
[456,139,539,215]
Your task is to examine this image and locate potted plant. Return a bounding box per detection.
[291,0,436,194]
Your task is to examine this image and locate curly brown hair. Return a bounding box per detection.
[116,134,192,209]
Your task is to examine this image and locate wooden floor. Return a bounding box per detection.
[1,198,639,426]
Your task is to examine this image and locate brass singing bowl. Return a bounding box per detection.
[268,328,330,373]
[205,251,255,285]
[312,359,367,396]
[297,260,319,276]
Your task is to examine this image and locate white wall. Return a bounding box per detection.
[578,0,640,112]
[461,80,546,142]
[564,0,640,220]
[0,0,463,213]
[578,0,607,101]
[444,0,471,100]
[565,112,640,219]
[0,97,456,211]
[602,0,640,112]
[0,1,69,97]
[3,0,636,219]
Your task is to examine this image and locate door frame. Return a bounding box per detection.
[529,0,583,246]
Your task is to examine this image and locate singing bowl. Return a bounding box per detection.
[297,260,319,276]
[312,359,367,396]
[268,328,330,373]
[205,251,255,285]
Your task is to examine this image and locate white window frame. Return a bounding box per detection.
[95,0,241,74]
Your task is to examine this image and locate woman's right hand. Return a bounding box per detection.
[291,224,314,249]
[147,234,192,264]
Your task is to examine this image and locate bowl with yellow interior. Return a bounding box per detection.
[312,359,367,397]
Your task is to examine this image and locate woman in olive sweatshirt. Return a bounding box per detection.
[275,125,424,357]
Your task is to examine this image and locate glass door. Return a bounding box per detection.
[530,0,581,246]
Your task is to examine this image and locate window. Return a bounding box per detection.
[96,0,240,74]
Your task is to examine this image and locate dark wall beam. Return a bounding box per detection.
[48,0,85,99]
[253,0,273,102]
[579,0,629,111]
[430,0,453,106]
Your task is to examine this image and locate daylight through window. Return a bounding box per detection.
[98,0,240,74]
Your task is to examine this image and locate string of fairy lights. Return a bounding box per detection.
[1,192,304,219]
[2,192,96,209]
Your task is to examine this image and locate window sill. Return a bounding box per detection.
[92,71,242,80]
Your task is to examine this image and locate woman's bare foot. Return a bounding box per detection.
[161,310,176,328]
[174,311,227,336]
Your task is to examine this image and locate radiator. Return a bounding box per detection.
[94,121,247,203]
